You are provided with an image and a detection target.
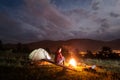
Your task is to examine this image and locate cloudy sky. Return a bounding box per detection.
[0,0,120,43]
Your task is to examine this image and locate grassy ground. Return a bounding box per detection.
[0,53,120,80]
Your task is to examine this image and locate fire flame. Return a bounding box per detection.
[69,58,77,67]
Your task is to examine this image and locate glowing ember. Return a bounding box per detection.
[69,58,77,67]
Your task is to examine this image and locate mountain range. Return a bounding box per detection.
[26,39,120,53]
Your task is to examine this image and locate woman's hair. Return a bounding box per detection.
[55,47,62,53]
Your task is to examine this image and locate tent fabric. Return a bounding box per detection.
[29,48,51,61]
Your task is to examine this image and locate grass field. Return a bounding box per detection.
[0,53,120,80]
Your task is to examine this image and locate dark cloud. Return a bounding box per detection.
[94,29,120,41]
[24,0,72,28]
[70,30,87,38]
[95,18,110,34]
[110,12,120,18]
[0,0,24,7]
[0,0,74,43]
[51,0,92,10]
[0,0,120,43]
[91,1,100,10]
[0,13,22,35]
[0,12,40,43]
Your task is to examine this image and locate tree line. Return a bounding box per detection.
[61,46,120,60]
[0,40,30,53]
[0,40,120,59]
[76,46,120,60]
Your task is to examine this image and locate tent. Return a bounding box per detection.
[29,48,51,61]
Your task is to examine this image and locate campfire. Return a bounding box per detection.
[69,58,77,67]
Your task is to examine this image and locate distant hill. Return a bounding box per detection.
[3,39,120,53]
[26,39,120,53]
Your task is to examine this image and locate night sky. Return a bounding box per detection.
[0,0,120,43]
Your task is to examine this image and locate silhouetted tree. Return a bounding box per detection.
[84,50,94,58]
[13,43,23,53]
[96,46,111,59]
[22,45,30,53]
[109,52,120,59]
[96,46,119,59]
[17,43,23,52]
[45,48,51,54]
[0,40,3,51]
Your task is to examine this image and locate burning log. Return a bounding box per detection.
[41,59,78,72]
[30,58,96,72]
[69,58,77,67]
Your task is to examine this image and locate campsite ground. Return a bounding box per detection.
[0,53,120,80]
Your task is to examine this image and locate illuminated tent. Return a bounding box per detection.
[29,48,51,61]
